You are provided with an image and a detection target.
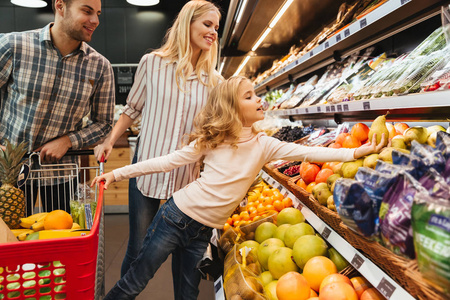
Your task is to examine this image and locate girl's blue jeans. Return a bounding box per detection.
[104,197,213,300]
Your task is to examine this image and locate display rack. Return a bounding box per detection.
[260,170,416,300]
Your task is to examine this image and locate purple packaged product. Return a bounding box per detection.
[445,158,450,184]
[333,178,376,238]
[391,150,424,179]
[379,172,421,259]
[418,167,450,199]
[435,131,450,161]
[410,140,446,173]
[375,159,417,179]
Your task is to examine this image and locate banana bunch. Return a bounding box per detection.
[19,212,49,233]
[11,229,35,241]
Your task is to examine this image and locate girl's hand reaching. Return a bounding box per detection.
[354,133,388,159]
[91,172,116,190]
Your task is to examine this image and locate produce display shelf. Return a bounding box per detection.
[254,0,443,94]
[260,170,417,300]
[266,89,450,122]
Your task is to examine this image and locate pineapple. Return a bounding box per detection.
[0,139,28,229]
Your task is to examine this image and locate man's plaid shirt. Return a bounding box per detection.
[0,23,115,183]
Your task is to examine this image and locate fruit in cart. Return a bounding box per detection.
[302,256,337,292]
[284,223,314,249]
[360,287,385,300]
[276,271,310,300]
[12,229,34,241]
[340,159,363,178]
[319,281,358,300]
[368,114,389,146]
[0,139,28,229]
[350,123,370,143]
[257,238,285,270]
[292,235,328,269]
[259,271,274,286]
[255,222,277,243]
[265,280,278,300]
[342,135,361,148]
[44,210,73,230]
[268,247,299,279]
[326,196,336,211]
[327,248,349,272]
[403,126,427,145]
[19,212,48,228]
[24,231,40,241]
[319,274,352,293]
[276,207,305,225]
[363,154,379,169]
[273,224,291,243]
[394,122,409,134]
[314,169,334,184]
[350,276,372,298]
[30,220,45,231]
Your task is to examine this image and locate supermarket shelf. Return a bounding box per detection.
[254,0,445,94]
[260,170,416,300]
[266,89,450,122]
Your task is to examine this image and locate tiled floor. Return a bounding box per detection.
[104,213,216,300]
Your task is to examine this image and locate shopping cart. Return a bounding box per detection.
[0,150,105,300]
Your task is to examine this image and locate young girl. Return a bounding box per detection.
[93,0,223,278]
[92,76,386,300]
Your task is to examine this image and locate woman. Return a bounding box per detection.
[94,0,222,280]
[92,76,386,300]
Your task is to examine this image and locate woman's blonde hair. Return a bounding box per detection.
[154,0,222,91]
[188,76,253,152]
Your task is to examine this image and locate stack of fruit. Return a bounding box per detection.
[222,206,385,300]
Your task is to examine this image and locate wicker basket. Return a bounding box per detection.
[271,167,298,187]
[404,260,448,300]
[312,198,347,237]
[286,179,318,214]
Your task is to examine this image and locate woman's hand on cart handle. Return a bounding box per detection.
[94,142,113,163]
[91,172,116,190]
[354,133,389,159]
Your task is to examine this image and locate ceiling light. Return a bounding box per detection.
[235,0,248,24]
[127,0,159,6]
[233,56,251,76]
[251,28,271,51]
[10,0,47,8]
[269,0,294,29]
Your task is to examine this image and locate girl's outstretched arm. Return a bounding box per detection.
[354,133,388,159]
[91,172,116,190]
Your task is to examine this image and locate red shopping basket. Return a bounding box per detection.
[0,151,105,300]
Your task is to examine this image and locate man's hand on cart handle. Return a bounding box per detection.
[91,172,116,190]
[34,136,72,162]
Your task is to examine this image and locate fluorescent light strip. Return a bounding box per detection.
[233,56,251,76]
[11,0,47,8]
[219,60,225,74]
[126,0,159,6]
[251,27,271,51]
[235,0,248,24]
[269,0,294,28]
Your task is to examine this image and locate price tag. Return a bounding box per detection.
[337,105,342,112]
[277,184,283,192]
[344,29,350,37]
[310,51,314,57]
[360,18,367,29]
[330,105,336,112]
[322,226,331,239]
[343,104,349,111]
[324,41,330,49]
[295,201,304,211]
[305,108,309,113]
[400,0,411,5]
[317,106,321,112]
[351,253,365,270]
[326,106,330,112]
[336,34,341,42]
[377,278,396,299]
[363,101,371,110]
[214,276,225,300]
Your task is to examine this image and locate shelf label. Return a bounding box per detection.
[214,276,225,300]
[351,253,365,270]
[305,108,309,113]
[330,105,336,112]
[343,104,349,111]
[344,29,350,37]
[324,41,330,49]
[363,101,371,110]
[400,0,412,5]
[336,34,341,42]
[295,201,304,211]
[317,106,321,112]
[337,105,342,112]
[360,18,367,29]
[310,51,314,57]
[326,106,330,112]
[377,278,396,299]
[322,226,331,239]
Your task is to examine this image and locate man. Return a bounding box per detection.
[0,0,115,214]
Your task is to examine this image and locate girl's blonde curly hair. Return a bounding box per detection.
[188,76,258,152]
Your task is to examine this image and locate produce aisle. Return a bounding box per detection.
[215,0,450,299]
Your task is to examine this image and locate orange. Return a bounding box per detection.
[351,276,372,297]
[276,271,310,300]
[282,197,293,208]
[315,169,334,184]
[335,132,350,145]
[360,287,385,300]
[273,200,284,212]
[319,274,352,293]
[44,210,73,230]
[226,217,233,225]
[342,135,362,148]
[308,298,319,300]
[300,163,321,184]
[302,256,337,292]
[328,142,342,148]
[385,123,398,139]
[319,281,358,300]
[394,122,409,134]
[296,178,307,189]
[223,223,231,231]
[272,190,284,201]
[231,214,240,223]
[305,182,316,193]
[240,211,250,221]
[257,203,266,213]
[350,123,370,143]
[309,289,318,297]
[262,188,274,197]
